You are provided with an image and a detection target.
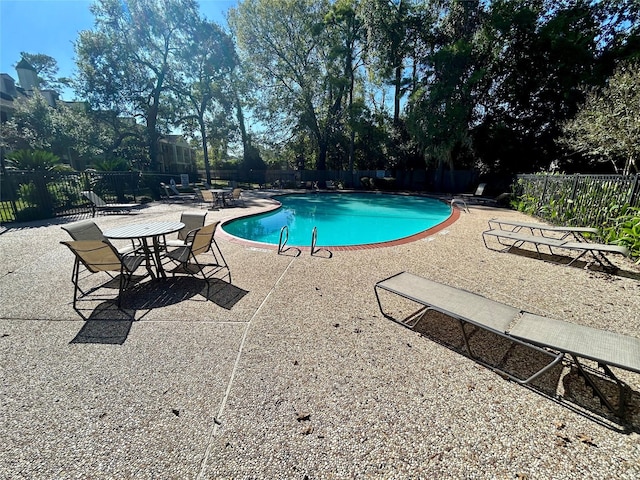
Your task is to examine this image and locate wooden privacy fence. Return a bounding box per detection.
[514,173,640,227]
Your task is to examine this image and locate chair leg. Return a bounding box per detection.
[72,258,80,310]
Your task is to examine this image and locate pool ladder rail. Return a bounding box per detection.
[278,225,332,258]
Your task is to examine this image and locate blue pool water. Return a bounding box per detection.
[221,193,452,247]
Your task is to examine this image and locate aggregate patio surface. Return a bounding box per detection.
[1,190,639,479]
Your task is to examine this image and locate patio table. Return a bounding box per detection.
[103,221,184,279]
[210,189,232,208]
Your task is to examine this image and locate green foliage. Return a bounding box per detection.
[602,206,640,263]
[6,149,60,171]
[92,158,130,171]
[559,62,640,176]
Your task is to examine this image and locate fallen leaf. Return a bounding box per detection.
[577,434,597,447]
[296,412,311,422]
[554,421,566,430]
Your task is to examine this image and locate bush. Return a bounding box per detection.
[602,206,640,263]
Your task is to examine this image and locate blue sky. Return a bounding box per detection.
[0,0,237,99]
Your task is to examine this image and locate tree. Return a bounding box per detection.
[172,19,237,184]
[18,53,71,92]
[75,0,202,170]
[229,0,345,171]
[324,0,365,183]
[407,0,487,179]
[360,0,422,124]
[559,62,640,176]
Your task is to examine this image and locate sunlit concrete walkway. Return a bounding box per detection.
[1,191,639,479]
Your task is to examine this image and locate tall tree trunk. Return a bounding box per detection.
[235,94,249,157]
[394,65,402,124]
[200,119,211,185]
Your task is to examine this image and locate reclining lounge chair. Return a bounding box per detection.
[82,191,137,217]
[482,228,630,269]
[375,272,640,419]
[488,218,599,242]
[160,182,196,202]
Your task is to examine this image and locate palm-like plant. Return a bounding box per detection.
[5,149,60,171]
[5,149,61,218]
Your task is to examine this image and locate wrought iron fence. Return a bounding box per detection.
[514,173,640,227]
[0,171,161,223]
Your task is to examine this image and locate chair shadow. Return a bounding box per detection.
[70,275,249,344]
[70,303,133,345]
[507,247,640,280]
[405,309,640,433]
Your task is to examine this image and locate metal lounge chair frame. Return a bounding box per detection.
[375,272,640,419]
[61,240,146,308]
[81,191,137,217]
[487,218,599,242]
[482,228,630,269]
[160,182,196,203]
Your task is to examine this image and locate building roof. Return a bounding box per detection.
[16,58,36,71]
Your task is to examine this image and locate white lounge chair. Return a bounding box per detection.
[488,218,599,241]
[482,228,630,269]
[375,272,640,419]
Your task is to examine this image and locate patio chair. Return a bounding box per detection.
[82,191,137,217]
[228,188,244,206]
[61,220,140,291]
[375,272,640,419]
[61,219,139,254]
[162,211,207,248]
[199,189,216,209]
[162,222,230,296]
[61,240,146,308]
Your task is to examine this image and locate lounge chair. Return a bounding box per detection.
[160,182,197,202]
[375,272,640,418]
[453,183,511,207]
[82,191,137,217]
[488,218,599,242]
[61,240,146,308]
[162,222,230,295]
[482,228,630,269]
[162,211,207,248]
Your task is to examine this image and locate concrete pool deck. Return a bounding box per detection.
[1,189,639,478]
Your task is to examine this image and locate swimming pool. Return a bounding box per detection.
[221,192,453,248]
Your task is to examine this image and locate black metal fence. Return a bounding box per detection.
[4,168,637,227]
[514,173,640,227]
[0,171,188,223]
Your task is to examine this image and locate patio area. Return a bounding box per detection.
[1,190,639,479]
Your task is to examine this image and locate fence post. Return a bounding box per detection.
[628,174,640,208]
[570,173,580,202]
[538,174,549,213]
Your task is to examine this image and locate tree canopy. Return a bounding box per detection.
[4,0,639,181]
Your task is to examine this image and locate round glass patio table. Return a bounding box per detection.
[103,221,184,279]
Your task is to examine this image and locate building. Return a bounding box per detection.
[158,135,198,174]
[1,59,197,174]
